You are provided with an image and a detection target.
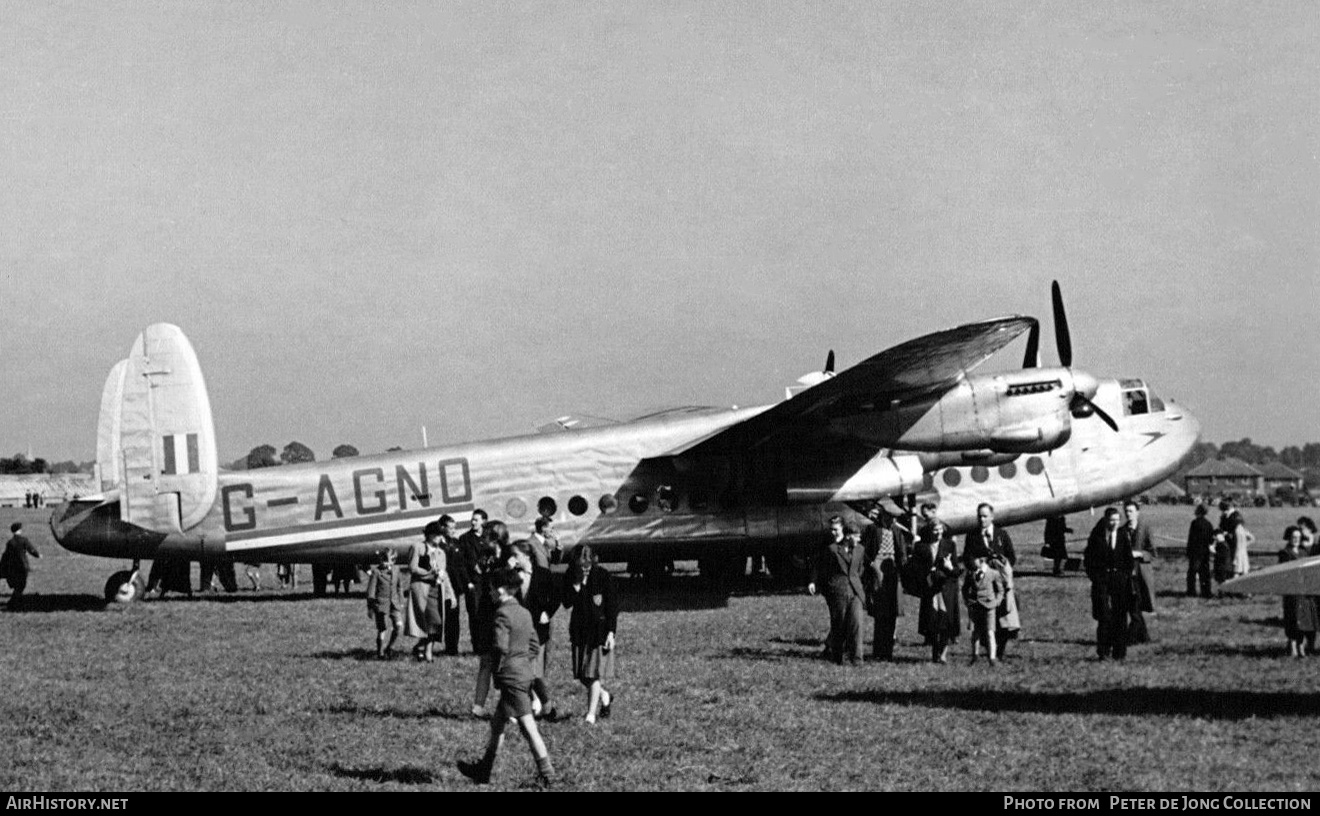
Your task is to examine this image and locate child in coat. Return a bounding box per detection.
[962,555,1006,665]
[365,549,404,659]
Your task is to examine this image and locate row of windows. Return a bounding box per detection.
[505,456,1051,521]
[942,456,1046,488]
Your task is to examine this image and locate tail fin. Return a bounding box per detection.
[95,360,128,493]
[115,324,219,532]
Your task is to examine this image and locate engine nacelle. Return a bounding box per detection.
[884,367,1077,455]
[786,453,925,504]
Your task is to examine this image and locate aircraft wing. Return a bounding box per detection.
[668,315,1036,455]
[1219,556,1320,596]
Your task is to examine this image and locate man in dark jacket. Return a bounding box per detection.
[1185,504,1215,598]
[1084,508,1136,660]
[809,517,868,666]
[2,522,41,608]
[438,514,471,655]
[456,509,488,654]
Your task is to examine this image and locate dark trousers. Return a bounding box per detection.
[444,592,464,654]
[871,613,898,660]
[825,592,864,663]
[464,589,481,654]
[1186,553,1212,598]
[1093,576,1132,659]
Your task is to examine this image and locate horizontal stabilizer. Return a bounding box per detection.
[1219,556,1320,596]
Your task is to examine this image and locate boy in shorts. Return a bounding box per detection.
[458,567,556,786]
[365,549,404,659]
[962,554,1005,665]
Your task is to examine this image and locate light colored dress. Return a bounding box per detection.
[1232,526,1255,577]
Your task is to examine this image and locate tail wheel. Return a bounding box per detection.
[104,569,146,604]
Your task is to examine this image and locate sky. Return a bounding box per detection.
[2,1,1316,464]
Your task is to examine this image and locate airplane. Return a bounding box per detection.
[50,283,1200,602]
[1219,556,1320,595]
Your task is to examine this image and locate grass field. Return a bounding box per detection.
[2,504,1318,791]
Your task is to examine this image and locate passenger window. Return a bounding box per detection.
[568,495,588,516]
[598,495,619,515]
[629,493,650,514]
[656,485,676,513]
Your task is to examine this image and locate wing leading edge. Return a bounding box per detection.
[667,315,1037,456]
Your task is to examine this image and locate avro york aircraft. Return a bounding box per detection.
[52,284,1199,601]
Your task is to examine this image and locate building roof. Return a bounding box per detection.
[1144,479,1187,497]
[1256,460,1304,479]
[1184,457,1262,478]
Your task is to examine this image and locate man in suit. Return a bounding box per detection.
[862,504,908,661]
[1084,507,1136,660]
[438,514,471,656]
[963,503,1018,658]
[808,517,868,666]
[457,509,489,654]
[528,516,562,571]
[1185,504,1215,598]
[1122,500,1157,643]
[2,522,41,609]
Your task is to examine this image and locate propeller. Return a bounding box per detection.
[789,350,837,398]
[1047,281,1119,432]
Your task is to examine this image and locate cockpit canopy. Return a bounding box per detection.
[1118,378,1165,416]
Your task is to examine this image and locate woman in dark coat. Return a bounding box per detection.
[1279,525,1318,657]
[912,520,962,664]
[562,545,618,723]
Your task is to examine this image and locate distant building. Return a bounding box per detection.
[0,474,96,507]
[1141,478,1187,504]
[1183,457,1263,502]
[1257,460,1305,495]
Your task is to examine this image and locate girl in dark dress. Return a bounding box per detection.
[562,545,619,723]
[1279,525,1318,658]
[913,520,962,664]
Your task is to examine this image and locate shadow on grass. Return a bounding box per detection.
[614,576,731,613]
[3,593,107,612]
[319,702,472,720]
[818,686,1320,719]
[328,762,436,785]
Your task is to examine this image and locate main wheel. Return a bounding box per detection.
[104,570,146,603]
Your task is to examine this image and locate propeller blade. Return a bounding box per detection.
[1051,280,1072,368]
[1022,318,1040,369]
[1077,394,1119,432]
[825,349,835,375]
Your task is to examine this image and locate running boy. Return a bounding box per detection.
[458,567,556,786]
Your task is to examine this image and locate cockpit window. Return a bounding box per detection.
[1119,385,1161,417]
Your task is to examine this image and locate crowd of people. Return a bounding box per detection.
[808,501,1026,666]
[362,509,618,787]
[805,497,1320,665]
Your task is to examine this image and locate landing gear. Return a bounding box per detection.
[698,554,745,587]
[628,557,674,584]
[764,551,811,588]
[312,564,331,597]
[103,569,147,603]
